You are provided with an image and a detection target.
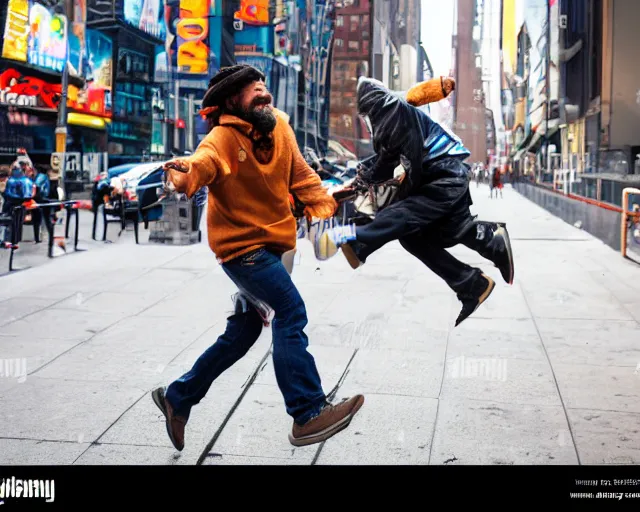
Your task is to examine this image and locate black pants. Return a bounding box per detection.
[31,205,54,243]
[2,201,25,244]
[353,176,492,297]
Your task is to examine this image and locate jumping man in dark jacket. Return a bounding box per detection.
[317,77,515,326]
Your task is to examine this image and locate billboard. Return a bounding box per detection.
[176,0,210,74]
[0,31,112,119]
[235,0,270,25]
[2,0,30,63]
[68,29,113,118]
[27,3,68,73]
[123,0,167,40]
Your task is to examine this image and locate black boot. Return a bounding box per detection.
[458,221,514,285]
[455,272,496,327]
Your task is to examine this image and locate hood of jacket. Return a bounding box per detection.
[356,77,425,187]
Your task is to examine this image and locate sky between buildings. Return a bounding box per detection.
[420,0,526,76]
[420,0,456,77]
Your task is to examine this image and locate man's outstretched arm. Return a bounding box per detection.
[164,134,230,198]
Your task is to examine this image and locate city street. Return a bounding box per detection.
[0,183,639,465]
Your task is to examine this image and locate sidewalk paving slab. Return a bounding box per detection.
[429,399,579,465]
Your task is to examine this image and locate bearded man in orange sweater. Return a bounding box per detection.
[151,65,364,451]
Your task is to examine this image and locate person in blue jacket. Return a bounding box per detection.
[2,162,34,245]
[26,165,53,243]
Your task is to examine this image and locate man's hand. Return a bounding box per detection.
[331,185,357,203]
[163,159,190,173]
[161,158,192,194]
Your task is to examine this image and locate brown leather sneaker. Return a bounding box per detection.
[151,387,187,451]
[455,273,495,327]
[289,394,365,447]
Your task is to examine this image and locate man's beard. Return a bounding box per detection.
[247,107,277,134]
[231,97,277,135]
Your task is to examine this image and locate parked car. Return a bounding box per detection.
[92,161,165,242]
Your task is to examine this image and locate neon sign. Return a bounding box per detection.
[2,0,30,63]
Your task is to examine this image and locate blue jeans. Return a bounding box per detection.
[165,247,327,425]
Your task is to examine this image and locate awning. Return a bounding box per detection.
[526,131,542,153]
[67,112,111,130]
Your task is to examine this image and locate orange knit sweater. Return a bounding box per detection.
[166,108,337,263]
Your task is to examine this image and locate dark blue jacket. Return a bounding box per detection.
[3,172,34,202]
[355,77,471,192]
[34,172,50,201]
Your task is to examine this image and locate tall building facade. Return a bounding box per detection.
[328,0,372,158]
[327,0,421,159]
[453,0,487,164]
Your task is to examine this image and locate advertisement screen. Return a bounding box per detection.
[68,29,113,117]
[2,0,30,63]
[235,0,270,25]
[124,0,167,40]
[176,0,210,74]
[27,3,68,73]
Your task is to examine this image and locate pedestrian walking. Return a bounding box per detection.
[151,65,364,451]
[491,167,503,199]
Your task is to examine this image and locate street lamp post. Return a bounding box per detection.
[55,0,73,197]
[55,63,69,154]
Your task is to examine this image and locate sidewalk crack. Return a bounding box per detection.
[195,346,272,465]
[310,347,359,466]
[519,281,582,465]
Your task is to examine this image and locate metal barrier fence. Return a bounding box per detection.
[621,187,640,263]
[1,200,90,272]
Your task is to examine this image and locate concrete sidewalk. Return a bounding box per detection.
[0,182,639,465]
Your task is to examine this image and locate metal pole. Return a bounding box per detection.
[187,94,195,152]
[174,78,180,151]
[55,0,73,197]
[545,0,551,178]
[55,0,71,154]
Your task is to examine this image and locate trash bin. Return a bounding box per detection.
[148,195,200,245]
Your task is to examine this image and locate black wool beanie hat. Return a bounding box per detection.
[201,65,265,109]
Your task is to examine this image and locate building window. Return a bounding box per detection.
[337,15,344,27]
[348,40,359,52]
[335,38,344,47]
[350,15,359,32]
[362,14,369,27]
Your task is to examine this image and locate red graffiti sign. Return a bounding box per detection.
[0,68,62,109]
